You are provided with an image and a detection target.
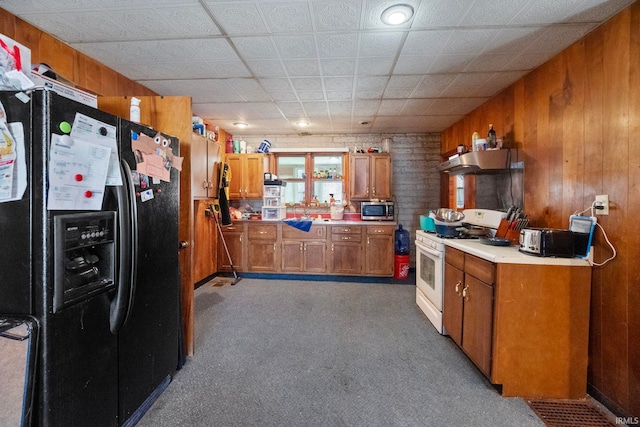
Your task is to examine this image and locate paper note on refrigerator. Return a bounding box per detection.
[70,113,121,186]
[47,134,111,210]
[0,122,27,202]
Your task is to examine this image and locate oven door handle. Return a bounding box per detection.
[415,241,443,258]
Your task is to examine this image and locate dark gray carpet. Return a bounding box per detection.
[138,279,544,427]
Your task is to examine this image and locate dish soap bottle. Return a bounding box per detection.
[487,124,497,149]
[472,131,479,151]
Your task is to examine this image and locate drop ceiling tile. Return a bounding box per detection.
[301,101,328,111]
[260,2,313,33]
[156,6,222,37]
[226,78,262,92]
[312,0,361,31]
[192,38,240,61]
[354,100,381,113]
[291,78,323,91]
[297,92,325,101]
[24,12,123,43]
[321,59,357,76]
[276,102,305,114]
[273,35,317,59]
[356,89,385,99]
[356,76,389,90]
[357,57,395,76]
[270,92,299,102]
[245,60,287,77]
[260,78,294,92]
[206,2,267,34]
[326,91,353,101]
[410,86,447,98]
[231,37,278,59]
[388,75,422,89]
[443,29,502,55]
[427,54,475,73]
[328,101,353,112]
[239,91,273,102]
[510,0,587,25]
[393,56,434,75]
[459,0,530,26]
[384,88,414,98]
[359,32,405,57]
[283,60,321,77]
[401,99,436,114]
[464,54,514,72]
[317,33,359,58]
[324,77,354,91]
[402,30,450,56]
[378,100,407,114]
[503,51,556,70]
[412,0,468,28]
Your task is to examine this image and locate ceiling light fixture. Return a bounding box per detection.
[380,4,414,25]
[295,120,310,127]
[233,122,248,128]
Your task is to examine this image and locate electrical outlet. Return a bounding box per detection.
[595,194,609,215]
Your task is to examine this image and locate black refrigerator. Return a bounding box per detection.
[0,89,181,426]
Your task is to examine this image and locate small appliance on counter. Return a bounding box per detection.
[361,200,394,221]
[519,228,575,258]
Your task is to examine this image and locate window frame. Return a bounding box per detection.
[273,152,348,207]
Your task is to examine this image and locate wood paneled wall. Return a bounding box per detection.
[442,4,639,417]
[0,8,156,96]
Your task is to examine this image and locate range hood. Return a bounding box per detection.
[438,149,517,175]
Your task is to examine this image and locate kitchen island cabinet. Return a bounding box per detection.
[442,242,591,399]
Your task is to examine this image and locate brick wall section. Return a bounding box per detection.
[240,133,442,267]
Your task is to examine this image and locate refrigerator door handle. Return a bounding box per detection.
[109,159,138,333]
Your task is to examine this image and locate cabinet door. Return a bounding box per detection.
[281,241,304,272]
[462,274,493,377]
[371,154,391,199]
[304,241,327,273]
[191,134,210,199]
[218,227,243,271]
[443,262,464,346]
[329,242,362,274]
[248,241,278,272]
[244,154,264,198]
[365,234,394,276]
[349,155,371,199]
[226,155,243,199]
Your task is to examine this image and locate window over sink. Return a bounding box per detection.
[274,153,346,206]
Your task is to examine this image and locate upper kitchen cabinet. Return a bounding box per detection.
[226,154,264,199]
[191,134,222,199]
[349,153,392,200]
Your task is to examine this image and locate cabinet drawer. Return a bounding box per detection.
[247,224,277,240]
[366,225,394,235]
[464,253,495,285]
[331,233,362,243]
[331,225,362,235]
[282,225,326,240]
[222,223,243,233]
[445,247,465,270]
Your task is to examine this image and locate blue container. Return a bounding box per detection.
[394,224,410,255]
[257,139,271,153]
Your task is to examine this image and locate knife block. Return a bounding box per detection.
[496,219,520,244]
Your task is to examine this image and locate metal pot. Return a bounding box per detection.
[434,208,465,223]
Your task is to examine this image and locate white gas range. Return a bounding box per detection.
[414,209,506,334]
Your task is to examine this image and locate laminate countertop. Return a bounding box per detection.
[444,239,591,267]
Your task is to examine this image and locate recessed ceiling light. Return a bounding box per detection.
[233,122,248,128]
[381,4,414,25]
[295,120,310,127]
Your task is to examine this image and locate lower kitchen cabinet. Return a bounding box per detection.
[365,225,394,276]
[443,245,592,399]
[281,225,327,273]
[217,223,244,272]
[443,247,493,376]
[329,226,363,275]
[247,223,278,272]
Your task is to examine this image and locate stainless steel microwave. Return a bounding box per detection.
[361,201,395,221]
